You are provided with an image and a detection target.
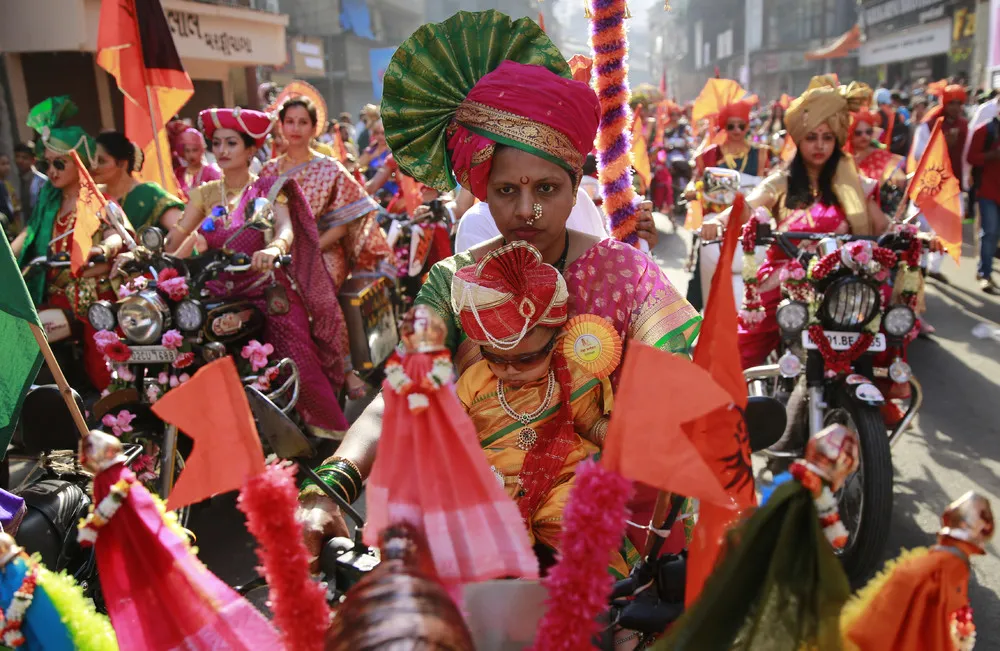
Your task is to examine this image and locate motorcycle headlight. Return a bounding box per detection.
[820,278,881,330]
[174,300,204,332]
[87,300,117,332]
[118,290,170,345]
[883,305,916,337]
[776,300,809,333]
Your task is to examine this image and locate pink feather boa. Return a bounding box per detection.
[529,459,634,650]
[238,463,331,651]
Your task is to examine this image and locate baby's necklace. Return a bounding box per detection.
[496,370,555,451]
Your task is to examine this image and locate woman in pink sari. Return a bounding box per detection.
[166,108,350,437]
[702,77,890,369]
[297,11,697,560]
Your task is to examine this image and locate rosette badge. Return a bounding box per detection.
[562,314,622,379]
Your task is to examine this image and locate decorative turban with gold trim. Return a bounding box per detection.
[381,10,600,200]
[785,77,872,146]
[451,242,568,348]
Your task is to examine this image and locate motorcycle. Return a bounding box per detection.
[665,131,694,222]
[7,383,143,611]
[85,199,301,505]
[692,167,765,309]
[742,221,925,585]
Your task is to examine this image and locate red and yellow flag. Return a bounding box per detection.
[70,151,108,276]
[684,194,756,605]
[653,103,667,149]
[631,106,652,190]
[908,120,963,261]
[97,0,193,197]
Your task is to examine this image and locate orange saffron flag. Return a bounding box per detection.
[631,106,652,189]
[908,120,963,262]
[653,103,667,149]
[600,344,734,507]
[332,128,349,163]
[152,357,266,512]
[684,193,756,605]
[70,151,107,277]
[97,0,193,197]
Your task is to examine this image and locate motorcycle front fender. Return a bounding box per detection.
[836,374,886,407]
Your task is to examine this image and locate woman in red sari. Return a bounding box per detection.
[845,106,906,215]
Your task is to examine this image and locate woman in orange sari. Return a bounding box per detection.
[260,95,395,397]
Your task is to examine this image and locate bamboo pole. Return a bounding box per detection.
[28,324,91,440]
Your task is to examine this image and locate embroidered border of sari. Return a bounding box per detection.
[121,182,184,231]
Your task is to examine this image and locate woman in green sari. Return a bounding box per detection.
[91,131,185,233]
[11,97,123,390]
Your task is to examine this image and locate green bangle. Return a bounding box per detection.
[319,467,359,500]
[300,474,356,504]
[325,459,363,485]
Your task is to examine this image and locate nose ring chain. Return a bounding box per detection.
[526,202,543,226]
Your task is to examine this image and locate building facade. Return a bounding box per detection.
[0,0,288,145]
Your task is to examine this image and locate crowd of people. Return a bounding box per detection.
[2,6,996,649]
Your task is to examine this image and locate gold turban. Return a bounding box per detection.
[785,77,878,235]
[785,77,872,145]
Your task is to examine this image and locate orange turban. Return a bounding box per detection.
[717,98,755,131]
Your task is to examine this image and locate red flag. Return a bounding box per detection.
[684,193,756,604]
[152,357,266,511]
[69,151,107,276]
[654,103,667,148]
[538,10,547,32]
[659,69,667,96]
[908,120,963,261]
[98,0,193,196]
[601,344,734,506]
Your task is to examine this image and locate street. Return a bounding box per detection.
[191,216,1000,643]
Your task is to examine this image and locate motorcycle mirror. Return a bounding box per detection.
[243,386,313,459]
[755,221,773,242]
[245,197,273,230]
[103,201,139,250]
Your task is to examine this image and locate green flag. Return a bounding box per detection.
[0,235,43,455]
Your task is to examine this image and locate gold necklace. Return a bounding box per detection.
[218,176,253,220]
[496,371,556,451]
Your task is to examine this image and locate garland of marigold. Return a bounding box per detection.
[739,214,765,327]
[589,0,640,245]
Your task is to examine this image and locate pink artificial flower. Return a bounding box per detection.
[117,284,135,299]
[146,384,162,404]
[162,329,184,350]
[159,276,189,301]
[264,365,281,382]
[93,330,120,352]
[874,268,890,282]
[179,373,190,384]
[115,365,135,382]
[790,266,806,281]
[847,241,872,265]
[101,410,136,438]
[169,375,179,388]
[254,376,271,392]
[157,371,170,385]
[172,352,195,369]
[241,339,274,372]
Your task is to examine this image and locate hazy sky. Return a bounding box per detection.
[555,0,656,32]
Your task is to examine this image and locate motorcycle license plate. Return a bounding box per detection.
[802,330,887,353]
[127,346,178,364]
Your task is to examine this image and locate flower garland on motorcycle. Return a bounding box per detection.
[739,214,908,376]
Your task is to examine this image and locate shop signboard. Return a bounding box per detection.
[860,19,952,66]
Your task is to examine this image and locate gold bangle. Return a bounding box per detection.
[173,222,193,236]
[267,237,290,255]
[590,418,609,447]
[329,456,363,481]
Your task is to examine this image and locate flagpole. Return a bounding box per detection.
[145,85,169,191]
[28,325,91,440]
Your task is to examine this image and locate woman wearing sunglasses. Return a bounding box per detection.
[296,11,700,577]
[12,97,123,390]
[694,96,770,179]
[844,107,907,215]
[451,242,630,578]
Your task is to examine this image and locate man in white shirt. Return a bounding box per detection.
[454,187,610,252]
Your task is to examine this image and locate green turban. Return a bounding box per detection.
[26,96,96,167]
